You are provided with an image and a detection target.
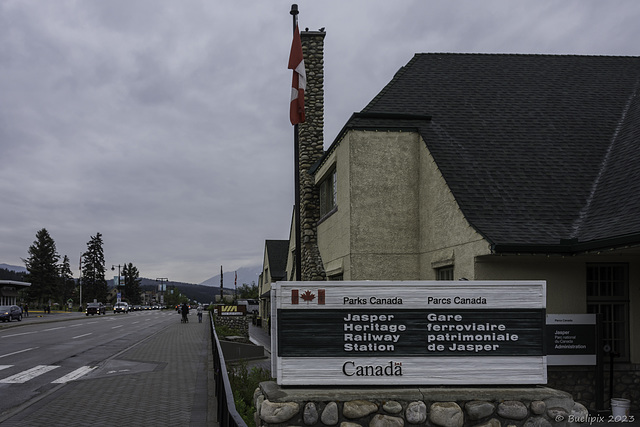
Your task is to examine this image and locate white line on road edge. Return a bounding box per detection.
[72,333,92,339]
[0,365,60,383]
[52,366,97,383]
[0,347,38,359]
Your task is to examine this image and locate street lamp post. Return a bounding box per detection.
[156,278,168,307]
[79,253,83,308]
[112,264,124,302]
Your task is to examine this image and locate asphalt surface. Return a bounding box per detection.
[0,310,217,426]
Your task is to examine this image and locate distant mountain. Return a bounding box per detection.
[0,263,27,273]
[200,265,261,289]
[138,279,230,305]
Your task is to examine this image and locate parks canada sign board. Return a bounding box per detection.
[271,281,547,386]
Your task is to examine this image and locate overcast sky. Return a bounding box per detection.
[1,0,639,284]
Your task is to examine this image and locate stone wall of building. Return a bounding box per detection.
[547,365,640,413]
[299,30,327,282]
[254,382,590,427]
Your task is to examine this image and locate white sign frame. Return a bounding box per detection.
[271,281,546,386]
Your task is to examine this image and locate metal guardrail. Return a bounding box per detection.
[211,314,248,427]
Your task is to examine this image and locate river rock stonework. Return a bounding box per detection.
[213,313,249,337]
[547,365,639,412]
[298,30,327,282]
[254,382,589,427]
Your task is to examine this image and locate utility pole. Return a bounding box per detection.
[219,265,224,303]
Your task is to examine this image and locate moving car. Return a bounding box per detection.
[113,302,129,314]
[0,305,22,322]
[86,302,106,316]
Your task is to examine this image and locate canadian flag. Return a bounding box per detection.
[288,25,306,125]
[291,289,325,305]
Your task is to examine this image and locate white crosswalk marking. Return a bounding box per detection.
[52,366,97,383]
[0,365,60,383]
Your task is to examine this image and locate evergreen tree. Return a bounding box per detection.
[58,255,75,306]
[237,282,259,299]
[0,268,27,281]
[122,262,142,305]
[81,233,108,302]
[23,228,60,305]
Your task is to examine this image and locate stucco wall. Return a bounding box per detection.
[349,131,421,280]
[317,130,423,281]
[417,135,491,280]
[475,255,586,313]
[316,137,351,279]
[476,253,640,365]
[318,130,492,281]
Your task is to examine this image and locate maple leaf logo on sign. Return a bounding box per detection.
[291,288,325,305]
[301,290,315,303]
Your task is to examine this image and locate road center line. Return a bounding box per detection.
[72,333,93,339]
[1,331,39,338]
[43,327,66,331]
[0,347,38,359]
[111,325,123,329]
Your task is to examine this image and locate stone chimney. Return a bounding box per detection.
[298,29,326,281]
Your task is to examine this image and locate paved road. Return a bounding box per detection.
[0,310,176,415]
[0,310,216,426]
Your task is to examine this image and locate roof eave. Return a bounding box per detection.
[491,233,640,255]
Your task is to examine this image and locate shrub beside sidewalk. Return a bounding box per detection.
[216,322,271,427]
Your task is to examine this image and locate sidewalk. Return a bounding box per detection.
[1,313,217,426]
[248,323,272,372]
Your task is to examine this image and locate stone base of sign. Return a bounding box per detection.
[254,381,588,427]
[214,314,249,338]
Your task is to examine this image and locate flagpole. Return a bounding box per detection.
[291,4,302,282]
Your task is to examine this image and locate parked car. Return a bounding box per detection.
[0,305,23,322]
[113,302,129,314]
[86,302,106,316]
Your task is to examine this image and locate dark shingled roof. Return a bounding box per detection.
[265,240,289,281]
[325,53,640,253]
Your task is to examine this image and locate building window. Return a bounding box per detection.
[436,266,454,281]
[319,167,337,217]
[586,263,629,360]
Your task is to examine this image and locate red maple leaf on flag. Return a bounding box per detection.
[300,290,315,303]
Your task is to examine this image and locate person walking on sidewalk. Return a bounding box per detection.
[181,302,189,323]
[197,304,203,323]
